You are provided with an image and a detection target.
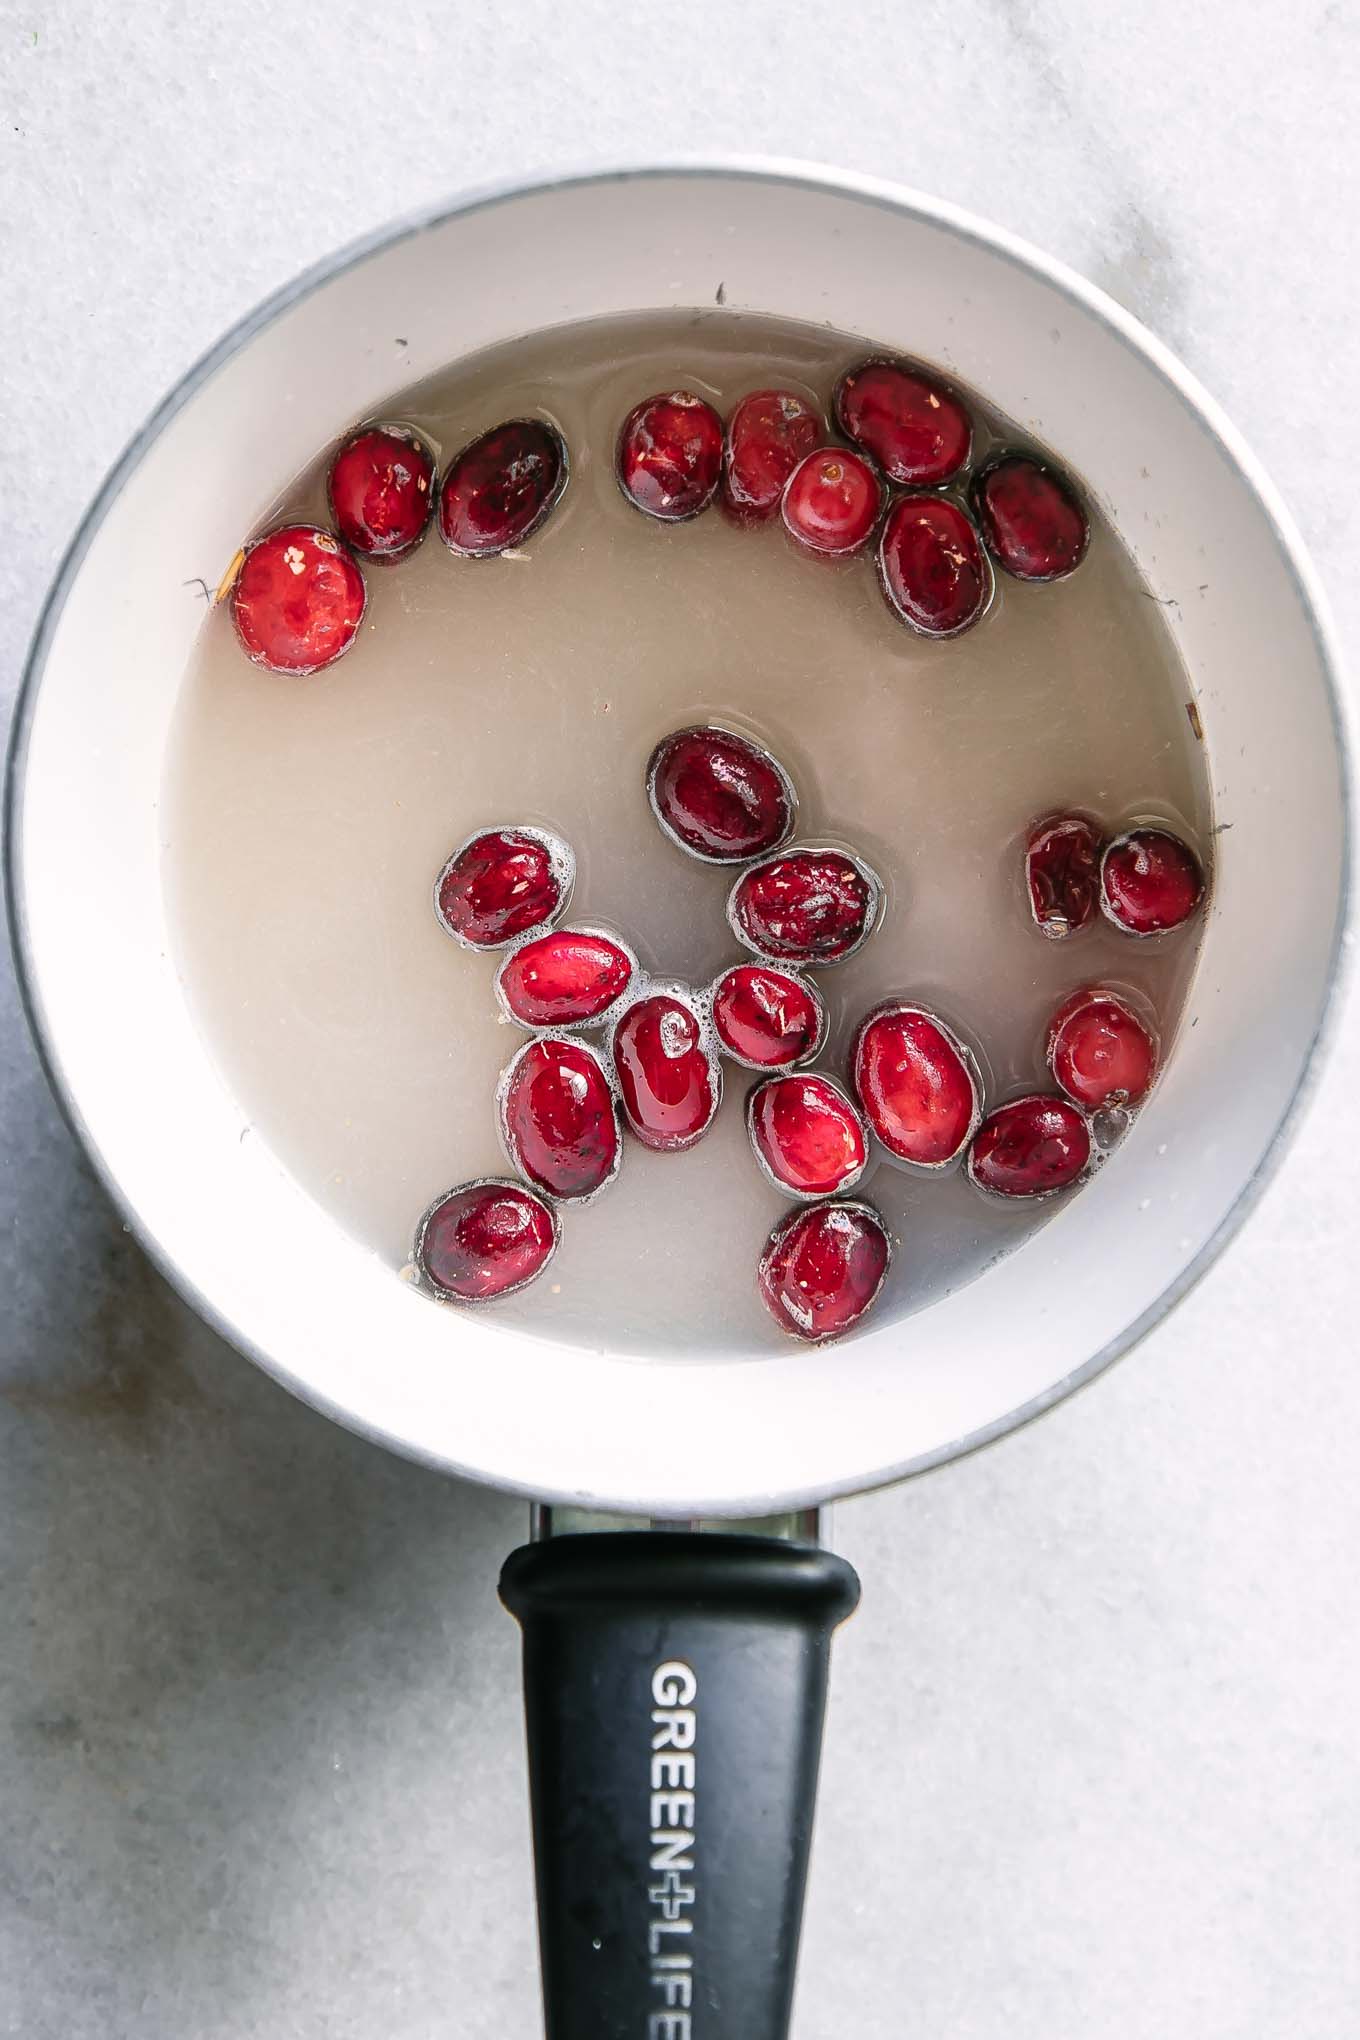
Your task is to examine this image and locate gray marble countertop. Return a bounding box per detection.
[3,6,1359,2035]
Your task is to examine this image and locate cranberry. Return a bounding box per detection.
[879,495,990,638]
[851,1003,979,1168]
[328,425,435,561]
[496,926,635,1028]
[416,1178,557,1302]
[647,724,795,864]
[1048,988,1157,1110]
[231,524,366,675]
[748,1074,868,1200]
[967,1095,1091,1199]
[758,1200,890,1342]
[498,1036,621,1202]
[973,455,1089,581]
[710,963,825,1070]
[834,360,971,486]
[781,448,881,557]
[722,389,823,523]
[729,847,881,965]
[438,419,567,556]
[435,827,573,949]
[1025,813,1101,940]
[1101,828,1205,936]
[617,392,723,521]
[610,991,720,1151]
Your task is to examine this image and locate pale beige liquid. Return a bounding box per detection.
[162,311,1211,1357]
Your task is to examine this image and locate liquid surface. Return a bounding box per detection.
[163,310,1210,1357]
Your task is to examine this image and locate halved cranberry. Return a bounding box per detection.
[729,847,881,965]
[711,963,825,1069]
[967,1095,1091,1199]
[415,1179,557,1302]
[974,455,1089,580]
[1025,813,1101,940]
[617,392,723,521]
[1048,988,1157,1109]
[435,826,572,949]
[496,926,635,1028]
[757,1200,890,1342]
[438,419,567,556]
[834,360,971,486]
[328,425,435,560]
[781,448,881,557]
[722,389,823,523]
[499,1036,621,1202]
[610,991,720,1151]
[748,1074,868,1199]
[647,725,795,864]
[879,495,990,638]
[1101,829,1205,936]
[231,524,366,675]
[851,1003,979,1168]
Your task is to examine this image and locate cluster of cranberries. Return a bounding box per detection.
[1025,811,1205,939]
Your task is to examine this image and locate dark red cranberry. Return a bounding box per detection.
[496,926,634,1028]
[748,1074,868,1199]
[729,848,880,965]
[435,827,572,949]
[879,495,990,638]
[611,992,720,1151]
[647,725,795,864]
[851,1003,979,1168]
[617,392,723,521]
[328,425,435,560]
[781,448,881,556]
[757,1200,890,1342]
[1048,988,1157,1109]
[834,360,971,486]
[231,524,366,674]
[722,389,822,523]
[499,1037,620,1202]
[438,419,567,556]
[416,1179,557,1302]
[973,455,1088,581]
[967,1095,1091,1199]
[710,963,824,1069]
[1101,828,1205,936]
[1025,813,1102,940]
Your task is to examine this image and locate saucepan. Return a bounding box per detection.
[5,164,1349,2039]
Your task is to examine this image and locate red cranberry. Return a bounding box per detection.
[834,360,971,486]
[438,419,567,556]
[498,1036,621,1202]
[711,963,825,1070]
[611,991,720,1151]
[851,1003,979,1168]
[231,524,366,675]
[328,425,435,561]
[757,1200,890,1342]
[973,455,1089,581]
[617,392,723,521]
[967,1094,1091,1199]
[748,1074,868,1199]
[1048,988,1157,1109]
[496,926,635,1028]
[1101,829,1205,936]
[729,847,881,965]
[781,448,881,556]
[1025,813,1101,940]
[879,495,990,638]
[416,1179,557,1302]
[722,389,822,523]
[435,827,572,949]
[647,724,795,864]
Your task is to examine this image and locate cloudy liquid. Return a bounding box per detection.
[162,310,1210,1357]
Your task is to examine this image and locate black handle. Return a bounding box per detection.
[499,1530,860,2040]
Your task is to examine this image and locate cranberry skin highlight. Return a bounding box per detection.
[757,1200,891,1342]
[967,1095,1091,1199]
[617,392,723,521]
[328,425,435,561]
[781,447,881,557]
[231,524,366,675]
[748,1074,869,1199]
[722,389,822,523]
[435,827,573,949]
[499,1036,621,1202]
[1048,988,1158,1109]
[415,1179,557,1302]
[439,419,567,557]
[973,455,1089,580]
[1101,829,1205,936]
[879,495,991,638]
[729,848,881,966]
[647,724,795,864]
[834,359,971,486]
[496,927,635,1028]
[710,963,825,1069]
[611,992,720,1151]
[1025,814,1102,940]
[851,1004,980,1167]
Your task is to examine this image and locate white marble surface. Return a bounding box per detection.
[3,4,1359,2035]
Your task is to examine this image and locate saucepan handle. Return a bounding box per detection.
[499,1530,860,2040]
